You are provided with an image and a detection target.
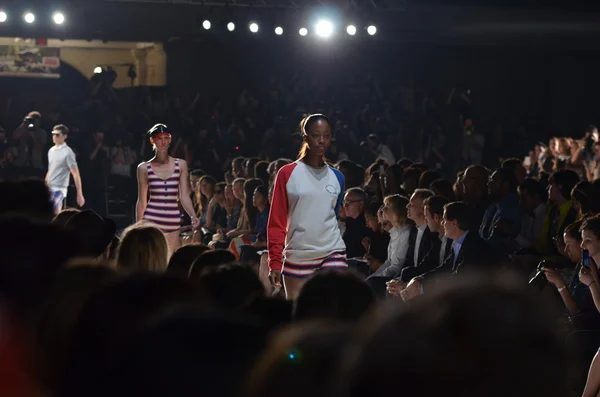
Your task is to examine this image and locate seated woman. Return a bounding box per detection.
[225,179,262,239]
[231,185,270,263]
[362,201,391,276]
[205,182,228,228]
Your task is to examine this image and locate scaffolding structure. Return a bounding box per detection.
[102,0,406,11]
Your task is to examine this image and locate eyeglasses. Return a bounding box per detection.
[51,133,62,137]
[343,199,363,207]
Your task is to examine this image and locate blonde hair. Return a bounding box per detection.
[383,194,411,226]
[117,224,169,272]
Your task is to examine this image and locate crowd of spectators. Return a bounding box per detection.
[3,59,600,396]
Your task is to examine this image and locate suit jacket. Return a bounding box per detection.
[422,231,496,285]
[406,225,435,267]
[395,225,435,279]
[400,233,452,282]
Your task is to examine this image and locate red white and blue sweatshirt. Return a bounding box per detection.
[267,160,346,273]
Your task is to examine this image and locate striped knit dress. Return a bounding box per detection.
[142,159,182,233]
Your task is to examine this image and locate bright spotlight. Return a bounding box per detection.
[274,26,283,35]
[0,12,7,23]
[24,12,35,24]
[346,25,356,36]
[202,20,211,30]
[299,27,308,36]
[227,22,235,31]
[367,25,377,35]
[249,22,259,33]
[53,12,65,25]
[94,67,102,74]
[315,20,333,38]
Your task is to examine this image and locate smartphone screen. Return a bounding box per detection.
[523,156,531,167]
[583,249,590,268]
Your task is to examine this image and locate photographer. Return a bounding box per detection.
[576,216,600,397]
[12,111,47,176]
[541,221,599,325]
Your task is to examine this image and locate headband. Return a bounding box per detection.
[301,113,328,136]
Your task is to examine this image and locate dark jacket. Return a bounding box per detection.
[396,225,436,280]
[422,230,496,286]
[343,213,371,258]
[400,233,452,282]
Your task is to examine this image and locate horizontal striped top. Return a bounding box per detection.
[143,159,182,232]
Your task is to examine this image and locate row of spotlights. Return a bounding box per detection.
[199,20,377,36]
[0,11,65,25]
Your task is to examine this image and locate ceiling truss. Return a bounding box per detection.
[102,0,405,10]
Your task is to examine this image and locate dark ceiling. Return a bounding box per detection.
[0,0,599,48]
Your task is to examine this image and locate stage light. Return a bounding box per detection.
[24,12,35,24]
[249,22,259,33]
[0,12,7,23]
[274,26,283,35]
[299,27,308,36]
[346,25,356,35]
[94,66,102,74]
[315,20,333,38]
[202,20,211,30]
[367,25,377,35]
[227,22,235,31]
[53,12,65,25]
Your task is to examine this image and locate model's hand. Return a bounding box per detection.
[269,270,282,288]
[76,194,85,207]
[191,215,200,229]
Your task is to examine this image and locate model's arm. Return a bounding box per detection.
[136,163,149,222]
[69,167,84,198]
[67,149,85,207]
[268,167,291,273]
[178,159,199,227]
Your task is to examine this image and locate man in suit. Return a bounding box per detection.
[387,195,451,296]
[341,187,370,259]
[405,189,436,269]
[377,189,434,279]
[479,167,522,254]
[400,201,494,301]
[367,189,434,297]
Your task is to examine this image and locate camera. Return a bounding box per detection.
[24,116,36,131]
[529,261,549,292]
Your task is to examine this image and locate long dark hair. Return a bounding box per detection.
[197,176,216,217]
[297,114,330,160]
[243,179,263,229]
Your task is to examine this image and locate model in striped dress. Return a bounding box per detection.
[136,124,199,253]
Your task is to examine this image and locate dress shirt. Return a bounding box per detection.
[372,225,411,277]
[439,236,449,267]
[452,231,469,266]
[414,223,428,265]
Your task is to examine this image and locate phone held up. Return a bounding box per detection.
[583,249,590,268]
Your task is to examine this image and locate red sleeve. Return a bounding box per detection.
[267,163,295,271]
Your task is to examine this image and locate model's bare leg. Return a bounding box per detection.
[164,230,181,258]
[283,275,306,300]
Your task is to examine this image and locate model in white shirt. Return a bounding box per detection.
[268,114,346,300]
[45,124,85,212]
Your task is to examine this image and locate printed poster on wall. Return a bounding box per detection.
[0,45,60,78]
